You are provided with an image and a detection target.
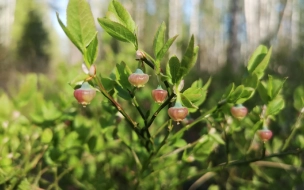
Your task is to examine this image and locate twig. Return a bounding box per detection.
[184,148,304,184]
[142,58,171,95]
[94,77,142,138]
[281,110,304,151]
[188,172,216,190]
[146,93,175,129]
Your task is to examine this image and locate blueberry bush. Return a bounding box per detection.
[0,0,304,189]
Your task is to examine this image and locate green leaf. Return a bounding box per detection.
[18,178,31,190]
[202,77,212,91]
[181,94,199,111]
[98,18,137,48]
[267,75,286,100]
[229,85,244,103]
[236,87,255,104]
[153,22,166,57]
[177,35,199,82]
[63,131,79,149]
[15,74,38,108]
[56,13,83,53]
[41,128,53,144]
[247,45,272,79]
[221,83,235,100]
[107,0,136,32]
[88,135,97,152]
[169,56,181,84]
[243,73,259,89]
[67,0,96,46]
[0,93,13,118]
[100,77,115,91]
[114,84,131,100]
[117,124,131,146]
[173,139,187,148]
[57,0,97,53]
[156,35,178,62]
[266,96,285,116]
[68,73,88,89]
[209,133,225,145]
[115,61,132,90]
[182,79,208,108]
[247,45,268,71]
[294,86,304,111]
[84,33,98,65]
[257,82,269,103]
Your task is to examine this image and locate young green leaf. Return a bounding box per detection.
[221,83,235,100]
[156,35,178,62]
[236,87,255,104]
[181,94,199,111]
[56,13,83,53]
[257,82,269,103]
[266,96,285,116]
[100,77,115,92]
[84,33,98,65]
[67,0,96,51]
[107,0,136,32]
[153,22,166,57]
[68,73,88,89]
[98,18,137,48]
[229,85,244,103]
[247,45,272,79]
[247,45,268,71]
[209,133,225,145]
[267,75,286,100]
[202,77,212,91]
[41,128,53,144]
[115,61,132,90]
[169,56,181,84]
[243,73,259,89]
[177,35,199,82]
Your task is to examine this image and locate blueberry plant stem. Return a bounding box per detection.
[142,57,171,95]
[155,135,205,160]
[94,77,142,138]
[282,110,304,151]
[129,88,146,124]
[176,148,304,186]
[222,124,230,164]
[261,142,266,158]
[146,93,175,129]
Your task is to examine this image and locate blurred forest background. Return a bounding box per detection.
[1,0,304,86]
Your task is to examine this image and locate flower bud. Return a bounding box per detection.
[230,104,248,120]
[128,69,149,88]
[136,50,146,60]
[168,102,188,124]
[152,86,168,104]
[257,128,273,142]
[74,82,96,107]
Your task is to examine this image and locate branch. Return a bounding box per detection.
[281,110,304,151]
[94,77,142,138]
[128,88,146,124]
[186,148,304,183]
[146,93,175,129]
[188,172,216,190]
[142,57,171,95]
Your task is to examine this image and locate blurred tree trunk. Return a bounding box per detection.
[134,0,145,42]
[169,0,183,57]
[227,0,242,73]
